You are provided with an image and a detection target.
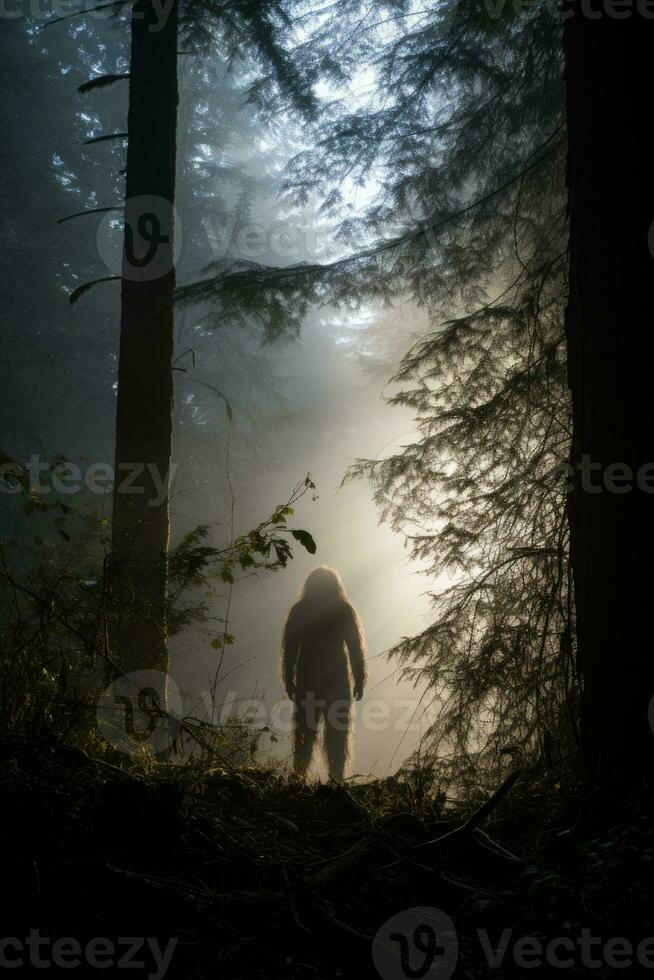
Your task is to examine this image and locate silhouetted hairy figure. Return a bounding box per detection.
[282,566,366,781]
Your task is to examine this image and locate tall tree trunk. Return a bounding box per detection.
[111,0,178,676]
[564,3,654,784]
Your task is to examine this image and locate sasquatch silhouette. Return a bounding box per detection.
[282,566,366,781]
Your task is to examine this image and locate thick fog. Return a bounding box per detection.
[1,20,442,778]
[170,313,438,777]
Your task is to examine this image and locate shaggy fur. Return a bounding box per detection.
[282,567,366,781]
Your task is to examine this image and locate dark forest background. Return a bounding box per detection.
[1,1,653,977]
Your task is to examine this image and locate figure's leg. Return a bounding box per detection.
[293,690,321,779]
[324,696,351,782]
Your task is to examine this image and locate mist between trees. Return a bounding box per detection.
[2,0,653,800]
[0,0,578,794]
[2,3,654,978]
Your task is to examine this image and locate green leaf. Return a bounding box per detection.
[78,73,129,94]
[69,276,120,306]
[290,529,316,554]
[183,378,233,420]
[211,638,223,650]
[0,451,27,490]
[57,205,122,226]
[82,132,128,146]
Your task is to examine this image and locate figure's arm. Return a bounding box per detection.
[344,603,367,700]
[282,604,301,700]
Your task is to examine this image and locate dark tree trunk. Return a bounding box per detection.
[111,0,178,675]
[564,2,654,784]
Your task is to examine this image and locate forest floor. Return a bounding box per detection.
[1,735,653,978]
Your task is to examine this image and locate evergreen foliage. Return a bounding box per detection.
[179,0,576,789]
[305,1,574,789]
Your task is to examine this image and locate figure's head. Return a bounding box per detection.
[300,565,346,601]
